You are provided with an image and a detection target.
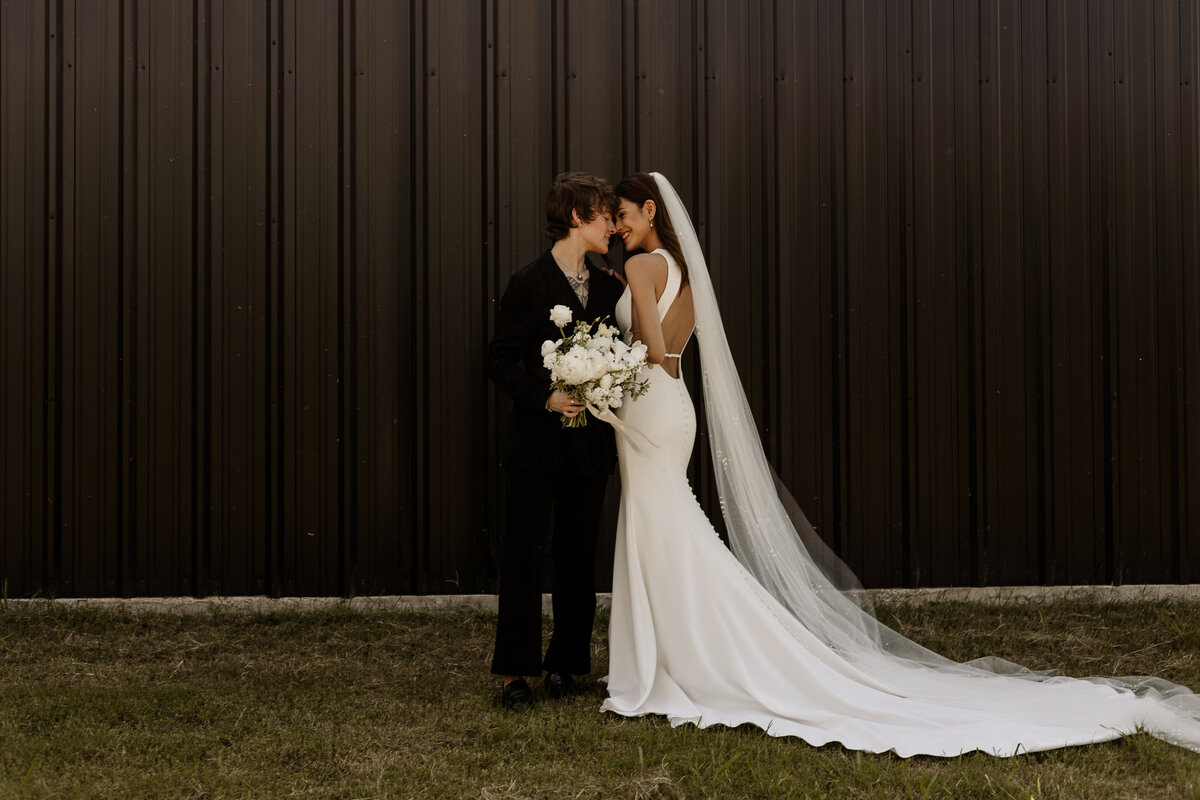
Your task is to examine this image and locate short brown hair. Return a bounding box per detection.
[543,172,617,241]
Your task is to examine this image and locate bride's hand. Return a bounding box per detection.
[597,265,627,287]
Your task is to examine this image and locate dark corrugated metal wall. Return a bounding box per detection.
[1,1,1197,597]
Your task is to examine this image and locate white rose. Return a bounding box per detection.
[540,340,558,357]
[543,353,557,370]
[549,305,573,327]
[558,355,589,384]
[589,352,612,381]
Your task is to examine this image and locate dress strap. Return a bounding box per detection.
[654,249,683,320]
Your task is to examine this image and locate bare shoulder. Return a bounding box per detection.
[624,251,668,284]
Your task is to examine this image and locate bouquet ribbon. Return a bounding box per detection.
[586,403,660,453]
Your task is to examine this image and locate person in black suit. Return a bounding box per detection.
[486,173,626,710]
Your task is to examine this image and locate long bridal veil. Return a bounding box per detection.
[650,171,1200,754]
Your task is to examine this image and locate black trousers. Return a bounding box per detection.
[491,466,608,677]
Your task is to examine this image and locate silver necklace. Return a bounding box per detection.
[553,252,589,308]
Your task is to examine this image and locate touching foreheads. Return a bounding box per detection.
[544,172,618,241]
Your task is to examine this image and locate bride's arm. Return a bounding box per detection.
[625,252,669,366]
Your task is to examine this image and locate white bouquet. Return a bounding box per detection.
[542,304,650,428]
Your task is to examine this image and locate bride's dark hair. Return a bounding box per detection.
[616,172,689,282]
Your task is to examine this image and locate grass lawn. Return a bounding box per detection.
[2,597,1199,799]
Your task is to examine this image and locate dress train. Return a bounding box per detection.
[601,247,1200,758]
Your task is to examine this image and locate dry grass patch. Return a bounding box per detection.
[1,598,1198,799]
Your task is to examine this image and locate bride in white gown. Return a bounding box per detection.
[598,171,1200,758]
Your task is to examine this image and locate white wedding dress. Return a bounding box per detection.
[598,175,1200,758]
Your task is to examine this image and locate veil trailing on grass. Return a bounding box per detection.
[650,171,1200,754]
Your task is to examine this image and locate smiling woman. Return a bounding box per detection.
[597,172,1200,758]
[614,173,696,380]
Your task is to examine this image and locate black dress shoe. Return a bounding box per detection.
[501,678,534,711]
[543,672,577,699]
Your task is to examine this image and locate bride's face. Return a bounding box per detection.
[615,198,655,251]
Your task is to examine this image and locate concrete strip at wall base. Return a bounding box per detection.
[5,585,1200,615]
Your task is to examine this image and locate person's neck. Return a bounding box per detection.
[550,240,588,277]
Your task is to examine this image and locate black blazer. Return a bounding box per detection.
[487,249,626,476]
